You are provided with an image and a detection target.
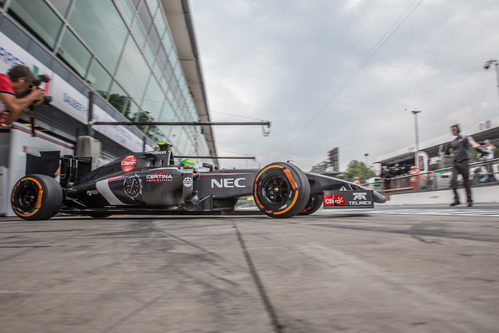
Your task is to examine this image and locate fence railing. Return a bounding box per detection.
[368,158,499,194]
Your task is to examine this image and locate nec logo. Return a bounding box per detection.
[211,178,246,188]
[353,192,367,200]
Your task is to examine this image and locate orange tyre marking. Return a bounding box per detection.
[253,164,284,210]
[11,178,43,217]
[254,164,301,215]
[283,168,298,190]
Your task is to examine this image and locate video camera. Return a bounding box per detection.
[29,74,52,105]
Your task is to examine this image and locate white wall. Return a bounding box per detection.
[385,185,499,205]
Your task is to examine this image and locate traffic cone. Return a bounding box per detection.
[354,177,360,185]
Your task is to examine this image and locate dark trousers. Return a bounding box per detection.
[451,160,472,203]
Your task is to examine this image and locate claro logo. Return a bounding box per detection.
[121,155,136,172]
[323,194,346,207]
[211,178,246,189]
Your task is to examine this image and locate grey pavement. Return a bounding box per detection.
[0,209,498,332]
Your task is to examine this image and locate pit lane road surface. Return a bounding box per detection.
[0,209,498,332]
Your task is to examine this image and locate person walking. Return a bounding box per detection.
[447,124,490,207]
[482,139,496,182]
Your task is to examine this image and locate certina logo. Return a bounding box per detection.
[121,155,136,172]
[146,171,172,183]
[211,178,246,189]
[323,194,346,206]
[353,192,367,200]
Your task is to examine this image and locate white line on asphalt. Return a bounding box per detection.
[319,209,499,217]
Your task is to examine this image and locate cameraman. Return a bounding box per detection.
[0,65,44,126]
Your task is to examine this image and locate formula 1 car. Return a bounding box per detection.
[11,144,385,220]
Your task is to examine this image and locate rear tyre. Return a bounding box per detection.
[11,174,63,220]
[253,162,310,218]
[298,194,323,215]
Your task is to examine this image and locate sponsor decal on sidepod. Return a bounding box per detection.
[146,171,173,183]
[210,177,246,189]
[121,155,136,172]
[183,177,193,187]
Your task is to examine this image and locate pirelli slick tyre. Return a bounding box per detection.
[253,162,311,218]
[11,174,63,220]
[298,194,323,215]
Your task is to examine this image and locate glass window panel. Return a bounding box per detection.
[56,30,91,78]
[137,110,154,134]
[137,1,152,33]
[126,100,140,121]
[69,0,128,71]
[154,11,166,37]
[170,125,184,153]
[172,84,182,107]
[48,0,70,17]
[115,37,151,102]
[8,0,62,49]
[155,127,169,144]
[148,26,161,54]
[148,127,162,143]
[115,0,135,25]
[132,19,147,48]
[163,30,173,53]
[87,60,112,98]
[143,43,155,66]
[152,62,161,80]
[159,100,175,121]
[170,91,178,111]
[176,129,188,154]
[166,89,173,103]
[174,63,182,81]
[141,77,164,120]
[146,0,158,16]
[108,81,130,114]
[163,61,173,80]
[156,47,167,70]
[159,76,168,91]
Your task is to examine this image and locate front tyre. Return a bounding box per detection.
[253,162,310,218]
[298,194,323,215]
[11,174,63,220]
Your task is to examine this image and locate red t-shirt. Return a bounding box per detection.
[0,73,15,125]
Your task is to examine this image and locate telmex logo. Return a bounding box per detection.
[353,192,367,200]
[121,155,136,172]
[323,194,346,206]
[211,178,245,188]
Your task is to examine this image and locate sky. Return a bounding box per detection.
[189,0,499,172]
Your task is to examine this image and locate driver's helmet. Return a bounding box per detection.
[178,159,195,168]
